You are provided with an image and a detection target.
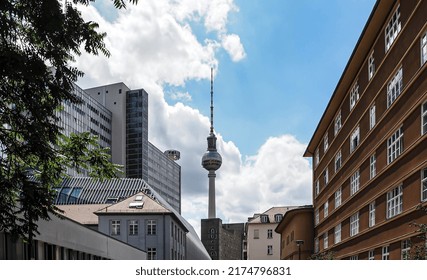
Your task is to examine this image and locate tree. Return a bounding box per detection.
[0,0,136,255]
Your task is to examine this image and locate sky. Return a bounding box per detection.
[73,0,376,236]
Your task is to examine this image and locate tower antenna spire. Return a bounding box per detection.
[210,67,214,134]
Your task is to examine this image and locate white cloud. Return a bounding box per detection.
[169,91,192,102]
[73,0,311,238]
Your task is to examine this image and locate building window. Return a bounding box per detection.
[260,215,269,223]
[349,81,359,110]
[368,51,375,80]
[422,101,427,135]
[267,245,273,255]
[314,237,319,254]
[385,4,401,51]
[368,250,375,260]
[350,212,359,237]
[350,170,360,196]
[254,229,259,239]
[335,150,342,172]
[129,220,138,236]
[111,220,120,236]
[387,185,403,219]
[369,201,376,227]
[422,31,427,65]
[334,223,341,244]
[324,168,329,186]
[324,234,328,249]
[315,179,320,197]
[370,153,376,179]
[369,104,376,129]
[335,111,342,136]
[324,133,329,152]
[267,229,273,239]
[387,127,403,164]
[387,67,403,108]
[324,201,329,218]
[315,148,320,167]
[147,248,157,260]
[147,220,157,235]
[274,214,283,223]
[401,239,411,260]
[349,255,358,260]
[422,168,427,202]
[350,126,360,153]
[335,187,342,208]
[382,246,390,260]
[315,208,319,225]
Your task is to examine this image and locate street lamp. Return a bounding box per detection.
[296,240,304,260]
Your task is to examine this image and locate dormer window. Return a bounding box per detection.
[274,214,283,223]
[260,215,269,223]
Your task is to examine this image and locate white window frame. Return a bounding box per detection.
[147,220,157,235]
[254,229,259,239]
[334,111,342,136]
[324,133,329,152]
[324,234,328,250]
[111,220,121,236]
[350,212,359,237]
[267,245,273,255]
[350,126,360,153]
[324,201,329,218]
[350,170,360,196]
[422,169,427,202]
[387,185,403,219]
[387,127,403,164]
[368,250,375,260]
[382,246,390,260]
[315,179,320,197]
[349,81,360,110]
[387,67,403,108]
[148,247,157,260]
[315,208,319,225]
[422,30,427,65]
[334,223,341,244]
[335,150,342,172]
[324,168,329,186]
[369,201,376,227]
[401,239,411,260]
[369,104,376,129]
[368,51,375,80]
[314,237,319,254]
[267,229,273,239]
[129,220,138,236]
[385,4,401,52]
[335,187,342,208]
[349,255,358,260]
[422,101,427,135]
[370,153,376,179]
[315,148,320,167]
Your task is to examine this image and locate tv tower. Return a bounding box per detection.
[201,68,222,219]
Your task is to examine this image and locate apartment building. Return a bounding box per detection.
[304,0,427,259]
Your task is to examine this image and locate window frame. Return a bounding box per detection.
[335,150,342,172]
[334,111,342,136]
[315,208,319,225]
[315,148,320,167]
[387,127,403,164]
[267,229,273,239]
[401,239,411,260]
[350,170,360,196]
[147,219,157,235]
[369,201,376,228]
[350,212,359,237]
[368,250,375,260]
[335,187,342,208]
[422,101,427,135]
[370,153,376,179]
[110,220,120,236]
[422,30,427,65]
[324,168,329,186]
[387,185,403,219]
[368,51,375,80]
[385,4,401,52]
[315,179,320,197]
[324,133,329,152]
[334,223,341,244]
[147,247,157,260]
[382,246,390,260]
[324,201,329,218]
[369,104,376,130]
[254,229,259,239]
[387,67,403,108]
[350,126,360,153]
[349,81,360,110]
[421,168,427,202]
[323,233,328,250]
[129,220,138,236]
[267,245,273,255]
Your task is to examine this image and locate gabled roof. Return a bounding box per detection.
[247,206,296,224]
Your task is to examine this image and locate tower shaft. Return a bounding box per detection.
[208,170,216,219]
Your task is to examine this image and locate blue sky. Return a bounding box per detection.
[77,0,377,233]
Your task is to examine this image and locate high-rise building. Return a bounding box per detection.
[304,0,427,260]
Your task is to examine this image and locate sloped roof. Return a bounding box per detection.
[248,206,296,224]
[56,204,109,225]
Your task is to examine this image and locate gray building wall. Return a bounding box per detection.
[148,142,181,213]
[97,213,186,260]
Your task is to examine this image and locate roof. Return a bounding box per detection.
[275,205,313,233]
[304,0,395,157]
[247,206,296,224]
[56,204,109,225]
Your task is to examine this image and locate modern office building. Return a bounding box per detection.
[57,83,113,176]
[304,0,427,259]
[275,206,314,260]
[246,207,293,260]
[85,83,181,213]
[54,177,210,260]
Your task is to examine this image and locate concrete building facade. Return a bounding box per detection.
[275,206,314,260]
[246,207,293,260]
[304,0,427,260]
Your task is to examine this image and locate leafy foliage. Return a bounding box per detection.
[0,0,131,244]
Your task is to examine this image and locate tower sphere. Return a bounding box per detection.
[202,150,222,171]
